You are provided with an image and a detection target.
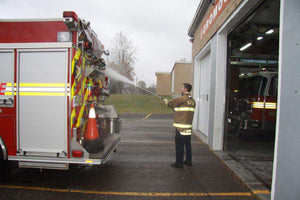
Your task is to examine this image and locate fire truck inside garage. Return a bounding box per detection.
[224,0,279,189]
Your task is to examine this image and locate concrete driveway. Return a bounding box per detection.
[0,114,257,200]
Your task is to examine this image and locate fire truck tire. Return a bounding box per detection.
[0,148,9,179]
[0,147,3,166]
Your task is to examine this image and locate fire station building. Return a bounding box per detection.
[155,72,171,96]
[156,61,192,97]
[188,0,299,199]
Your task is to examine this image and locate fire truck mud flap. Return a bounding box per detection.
[89,134,121,164]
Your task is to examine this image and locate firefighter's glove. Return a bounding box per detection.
[163,98,169,105]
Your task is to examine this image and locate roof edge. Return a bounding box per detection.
[0,18,63,22]
[155,72,170,75]
[171,61,192,72]
[188,0,211,38]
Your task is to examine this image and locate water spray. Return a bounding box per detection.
[105,66,164,99]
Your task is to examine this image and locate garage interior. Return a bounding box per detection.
[224,0,279,189]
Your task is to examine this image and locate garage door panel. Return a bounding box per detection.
[198,52,211,136]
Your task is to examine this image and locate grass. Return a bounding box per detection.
[105,94,174,114]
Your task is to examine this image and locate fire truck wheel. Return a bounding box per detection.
[0,148,9,179]
[0,147,3,166]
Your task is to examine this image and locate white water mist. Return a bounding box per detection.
[105,66,135,85]
[105,66,162,99]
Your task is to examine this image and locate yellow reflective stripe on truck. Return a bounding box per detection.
[20,83,69,87]
[71,109,76,128]
[174,107,195,112]
[252,102,277,109]
[0,83,69,96]
[3,92,68,96]
[71,49,81,74]
[18,92,66,96]
[71,48,82,101]
[5,83,15,87]
[7,83,69,87]
[76,89,89,128]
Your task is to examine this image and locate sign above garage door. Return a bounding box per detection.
[200,0,231,40]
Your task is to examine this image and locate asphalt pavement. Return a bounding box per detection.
[0,114,259,200]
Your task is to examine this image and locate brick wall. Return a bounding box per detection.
[172,63,193,95]
[155,73,171,96]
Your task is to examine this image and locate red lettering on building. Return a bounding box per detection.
[200,0,230,40]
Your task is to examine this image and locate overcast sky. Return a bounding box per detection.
[0,0,199,86]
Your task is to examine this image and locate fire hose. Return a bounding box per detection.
[136,85,163,99]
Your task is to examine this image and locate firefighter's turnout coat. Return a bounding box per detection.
[167,92,196,135]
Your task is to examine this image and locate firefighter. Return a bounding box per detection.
[163,83,196,168]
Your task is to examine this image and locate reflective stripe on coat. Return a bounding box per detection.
[167,92,196,135]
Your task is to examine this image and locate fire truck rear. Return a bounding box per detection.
[0,11,121,170]
[228,71,278,135]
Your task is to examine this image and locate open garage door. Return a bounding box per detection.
[224,0,279,189]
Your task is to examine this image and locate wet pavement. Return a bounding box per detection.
[225,131,275,189]
[0,114,258,200]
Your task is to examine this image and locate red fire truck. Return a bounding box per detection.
[227,71,278,135]
[0,11,121,170]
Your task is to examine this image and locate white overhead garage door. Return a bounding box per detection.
[197,52,211,137]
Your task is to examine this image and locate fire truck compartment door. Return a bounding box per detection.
[18,50,68,156]
[0,50,14,103]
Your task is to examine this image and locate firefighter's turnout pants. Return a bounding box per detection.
[175,129,192,164]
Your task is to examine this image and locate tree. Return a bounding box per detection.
[107,32,136,94]
[109,31,136,81]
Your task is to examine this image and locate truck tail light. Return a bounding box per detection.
[72,150,83,158]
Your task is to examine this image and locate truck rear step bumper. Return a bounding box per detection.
[8,135,121,170]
